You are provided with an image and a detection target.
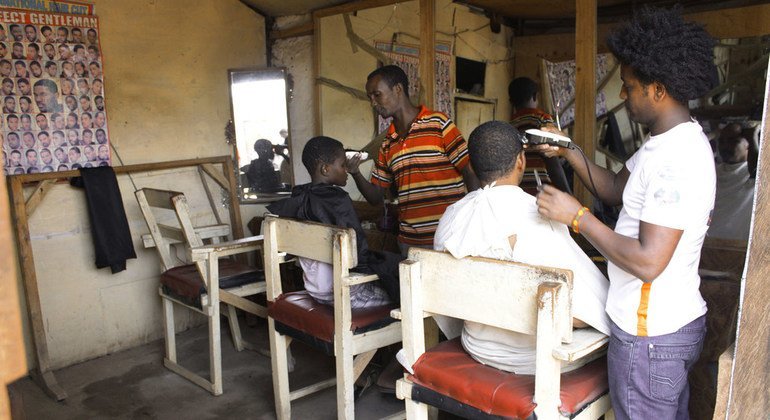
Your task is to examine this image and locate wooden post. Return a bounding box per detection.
[574,0,597,206]
[727,58,770,418]
[8,177,67,401]
[419,0,435,109]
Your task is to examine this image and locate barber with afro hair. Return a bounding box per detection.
[533,7,717,419]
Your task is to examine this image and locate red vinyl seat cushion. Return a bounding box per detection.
[268,291,396,342]
[408,338,608,419]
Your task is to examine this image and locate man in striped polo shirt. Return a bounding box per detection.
[348,65,479,255]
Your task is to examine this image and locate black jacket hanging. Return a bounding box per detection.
[70,166,137,273]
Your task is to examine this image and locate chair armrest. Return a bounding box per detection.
[342,272,379,286]
[390,308,402,320]
[553,328,609,362]
[190,235,264,261]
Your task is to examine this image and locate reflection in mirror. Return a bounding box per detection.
[228,67,293,203]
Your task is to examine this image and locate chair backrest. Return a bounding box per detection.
[262,215,357,300]
[136,188,229,272]
[403,248,574,343]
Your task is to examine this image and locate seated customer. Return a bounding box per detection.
[434,121,610,374]
[708,123,757,241]
[267,136,402,308]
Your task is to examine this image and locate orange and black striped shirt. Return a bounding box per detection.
[370,106,469,246]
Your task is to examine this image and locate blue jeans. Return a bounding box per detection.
[608,315,706,420]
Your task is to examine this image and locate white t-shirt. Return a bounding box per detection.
[298,258,391,309]
[607,121,715,337]
[434,184,610,375]
[707,161,754,241]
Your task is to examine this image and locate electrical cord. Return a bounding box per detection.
[572,142,600,200]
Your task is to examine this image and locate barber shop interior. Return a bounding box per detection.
[0,0,769,419]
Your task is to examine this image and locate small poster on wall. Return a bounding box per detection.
[0,8,110,175]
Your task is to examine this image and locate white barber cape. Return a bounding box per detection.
[434,184,610,375]
[708,161,754,241]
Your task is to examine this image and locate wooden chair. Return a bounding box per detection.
[262,215,402,420]
[396,248,611,420]
[135,188,268,396]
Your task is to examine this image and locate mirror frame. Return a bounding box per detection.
[228,66,294,204]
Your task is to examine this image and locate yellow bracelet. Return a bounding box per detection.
[571,207,590,234]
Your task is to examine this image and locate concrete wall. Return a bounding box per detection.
[18,0,266,369]
[314,0,514,198]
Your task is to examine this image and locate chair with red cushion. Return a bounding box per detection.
[395,248,611,419]
[136,188,267,396]
[262,216,402,420]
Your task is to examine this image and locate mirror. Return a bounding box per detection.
[228,67,293,203]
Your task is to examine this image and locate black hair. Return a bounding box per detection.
[367,65,409,97]
[302,136,344,174]
[606,6,716,104]
[468,121,524,184]
[252,138,274,160]
[508,77,539,108]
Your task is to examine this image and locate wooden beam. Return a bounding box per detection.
[200,163,230,191]
[269,21,313,40]
[313,0,402,18]
[313,13,323,137]
[573,0,597,206]
[419,0,436,109]
[8,177,67,401]
[24,180,55,217]
[728,56,770,418]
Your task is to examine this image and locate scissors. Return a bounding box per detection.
[534,169,542,190]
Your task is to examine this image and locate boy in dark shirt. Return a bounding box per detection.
[267,136,402,307]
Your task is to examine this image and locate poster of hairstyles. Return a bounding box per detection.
[374,41,452,134]
[545,53,613,127]
[0,9,110,175]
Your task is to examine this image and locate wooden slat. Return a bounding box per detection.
[24,180,55,217]
[8,177,66,401]
[553,328,608,361]
[573,0,597,206]
[189,236,263,260]
[728,56,770,419]
[11,156,233,184]
[200,163,230,192]
[198,166,224,226]
[140,188,181,209]
[312,0,402,18]
[222,157,244,241]
[141,224,231,249]
[269,21,314,40]
[265,217,357,267]
[406,248,572,336]
[419,0,435,109]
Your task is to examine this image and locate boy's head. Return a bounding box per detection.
[468,121,526,186]
[253,138,274,159]
[302,136,348,186]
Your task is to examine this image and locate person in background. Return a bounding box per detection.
[707,122,758,241]
[508,77,555,131]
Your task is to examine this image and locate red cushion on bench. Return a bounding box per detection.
[268,291,395,342]
[409,338,608,419]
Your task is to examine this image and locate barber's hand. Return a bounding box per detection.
[525,126,571,158]
[346,153,363,175]
[536,184,583,226]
